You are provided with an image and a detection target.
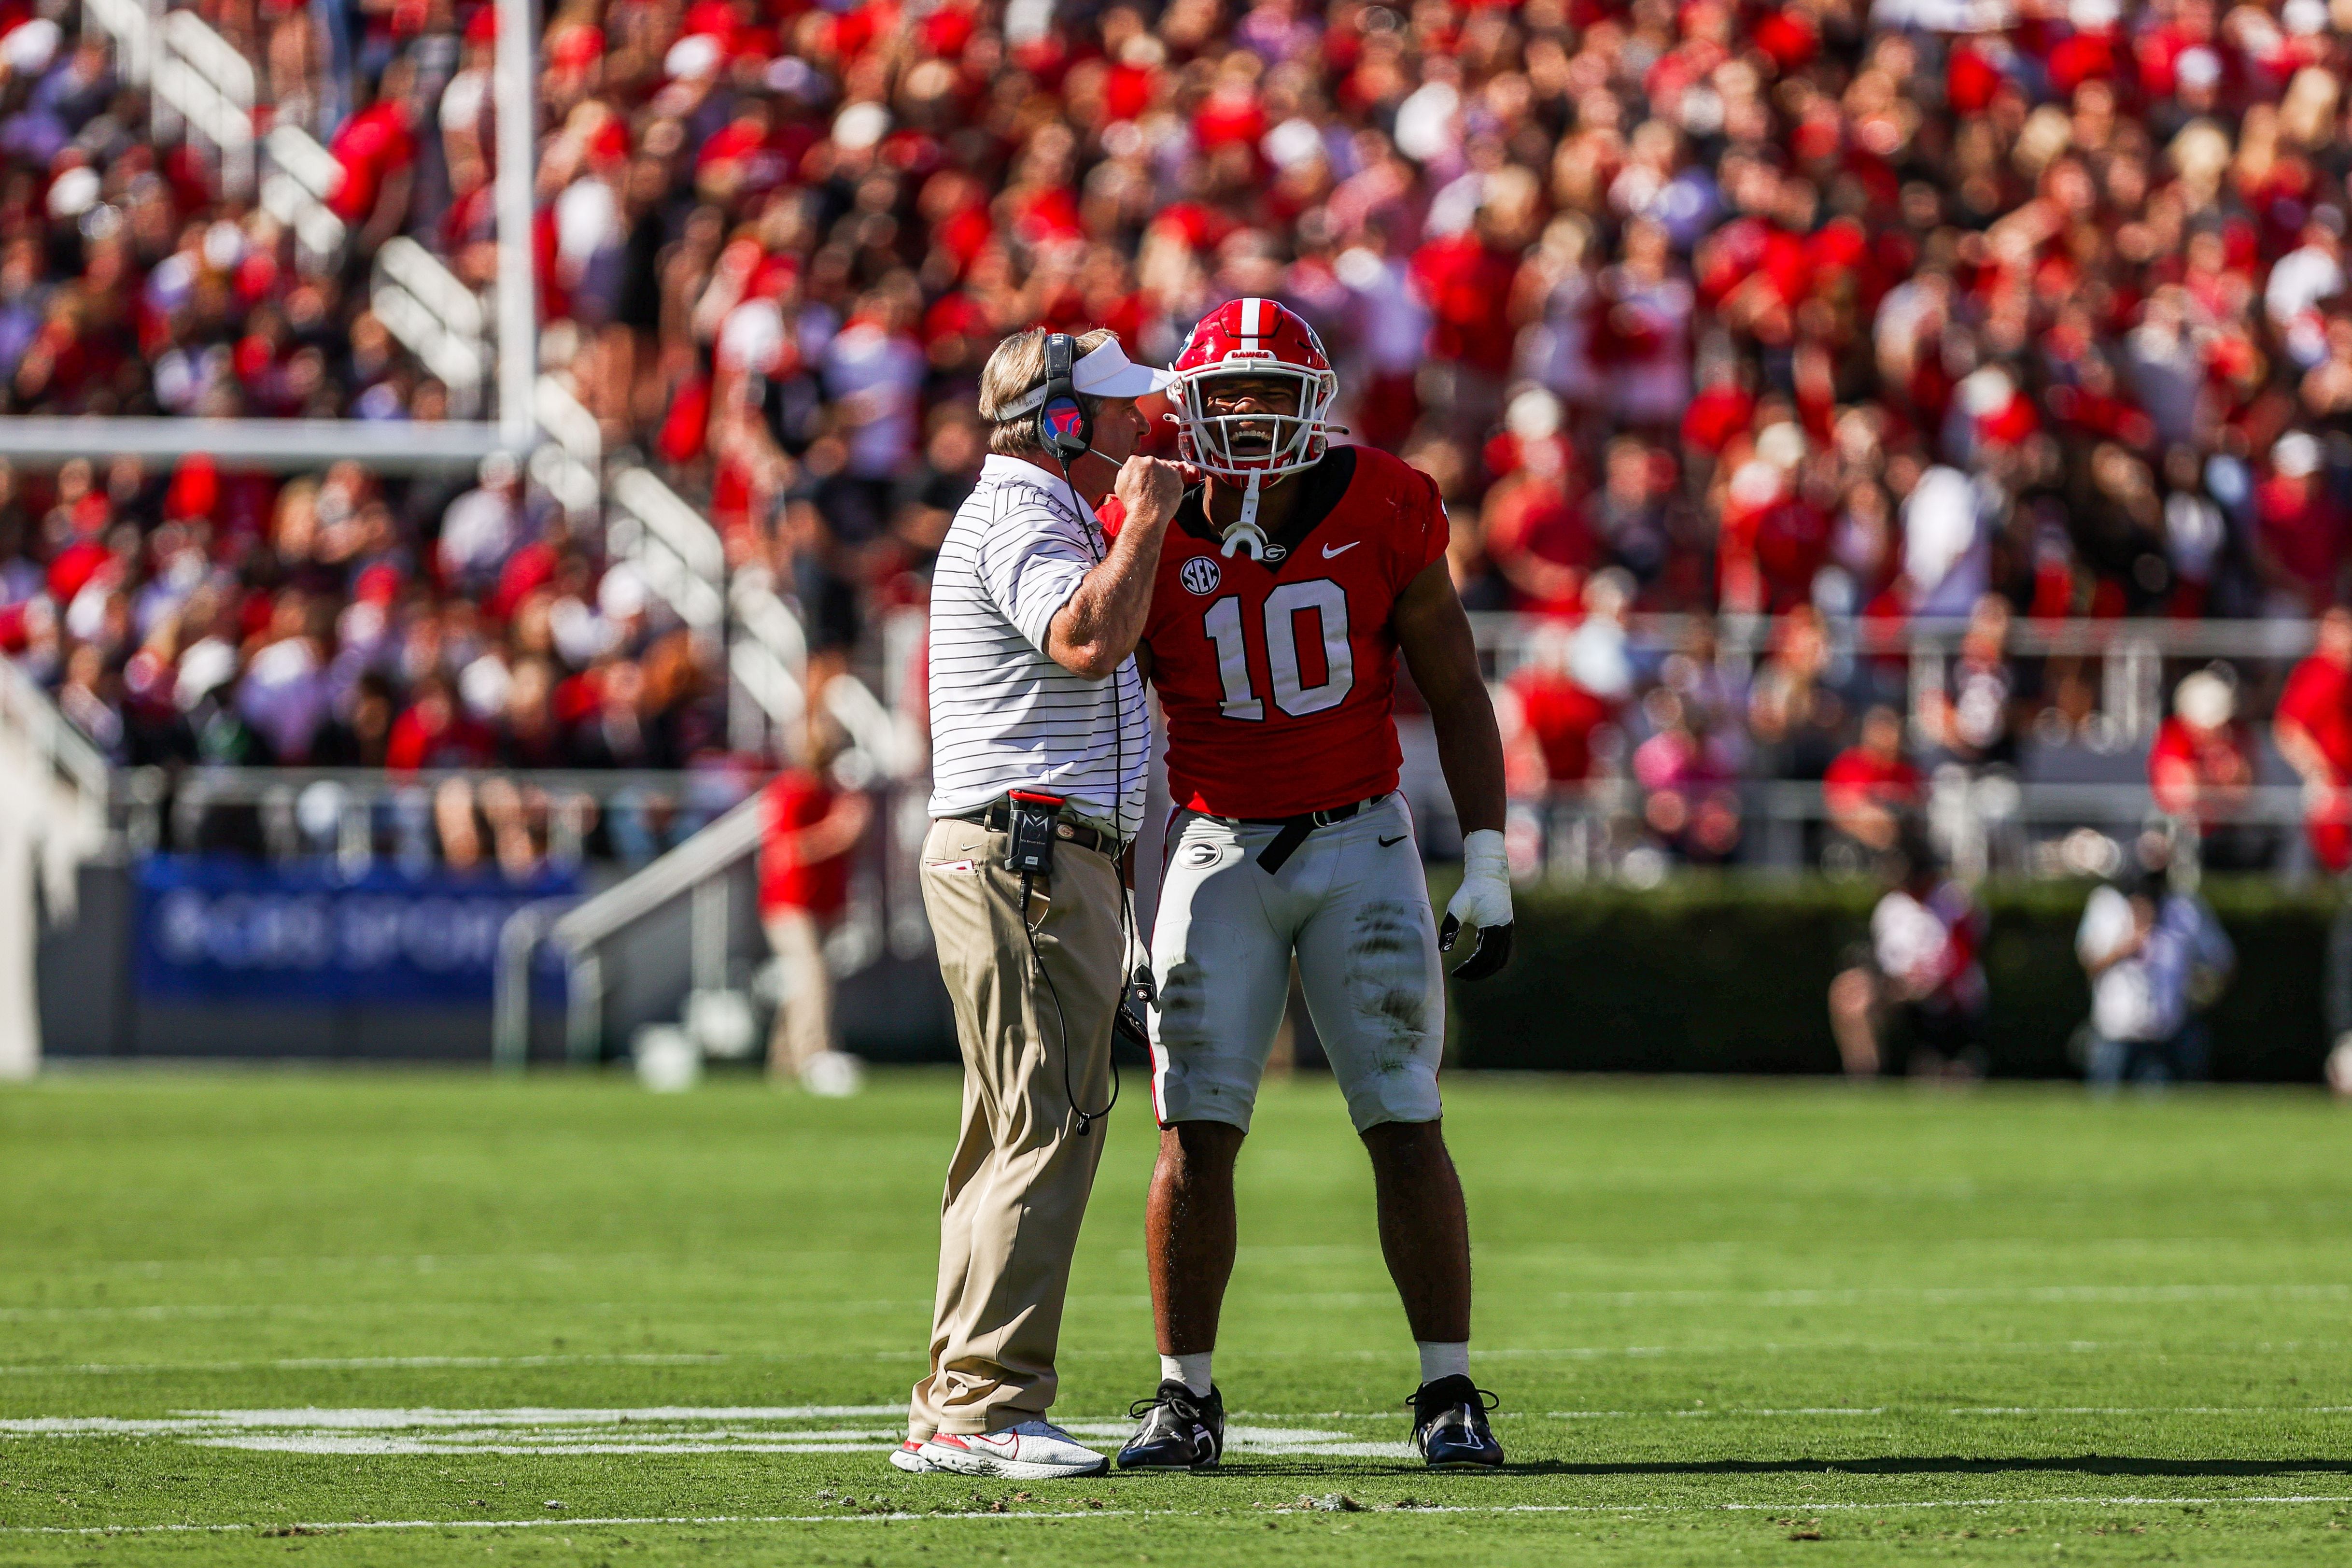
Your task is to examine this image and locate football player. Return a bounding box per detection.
[1109,298,1515,1471]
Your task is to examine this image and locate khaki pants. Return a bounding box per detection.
[762,908,833,1077]
[909,816,1121,1439]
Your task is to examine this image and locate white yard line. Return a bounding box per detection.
[1952,1406,2352,1416]
[1542,1406,2352,1419]
[1547,1409,1887,1418]
[0,1353,734,1376]
[1548,1284,2352,1307]
[9,1495,2352,1537]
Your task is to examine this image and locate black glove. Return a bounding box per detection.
[1438,914,1515,982]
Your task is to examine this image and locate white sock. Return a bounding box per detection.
[1417,1341,1470,1385]
[1160,1352,1213,1397]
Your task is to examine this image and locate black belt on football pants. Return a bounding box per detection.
[1221,796,1381,876]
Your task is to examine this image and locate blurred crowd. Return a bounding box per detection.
[8,0,2352,849]
[0,452,726,777]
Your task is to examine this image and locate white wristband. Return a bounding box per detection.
[1460,828,1508,883]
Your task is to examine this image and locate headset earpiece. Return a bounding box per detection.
[1037,332,1092,462]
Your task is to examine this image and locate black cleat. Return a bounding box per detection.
[1116,1380,1225,1470]
[1410,1374,1504,1469]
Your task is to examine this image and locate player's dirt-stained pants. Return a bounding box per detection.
[1148,793,1447,1134]
[910,816,1121,1440]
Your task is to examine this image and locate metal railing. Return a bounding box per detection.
[373,239,489,416]
[1468,612,2324,749]
[155,9,255,197]
[29,0,541,464]
[81,0,154,85]
[533,376,602,523]
[131,765,755,874]
[0,658,112,808]
[1515,774,2322,884]
[494,790,769,1068]
[607,466,727,645]
[259,125,347,271]
[0,660,115,1075]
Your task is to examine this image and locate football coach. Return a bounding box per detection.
[895,327,1190,1482]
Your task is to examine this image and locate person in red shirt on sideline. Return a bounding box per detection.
[1497,602,1630,796]
[2274,606,2352,875]
[2276,606,2352,1061]
[757,718,873,1080]
[1102,298,1513,1474]
[1823,704,1923,855]
[2149,669,2262,870]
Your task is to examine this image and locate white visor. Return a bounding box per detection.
[1002,338,1177,415]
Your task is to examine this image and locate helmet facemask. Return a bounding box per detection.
[1173,361,1341,481]
[1172,361,1341,558]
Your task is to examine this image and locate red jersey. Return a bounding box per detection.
[1822,747,1923,816]
[1507,668,1614,784]
[759,770,851,918]
[1132,446,1449,818]
[2280,651,2352,782]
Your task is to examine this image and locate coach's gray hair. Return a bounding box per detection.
[979,326,1119,459]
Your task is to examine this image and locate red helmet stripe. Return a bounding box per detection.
[1240,297,1265,343]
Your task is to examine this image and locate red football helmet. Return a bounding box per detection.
[1169,297,1343,482]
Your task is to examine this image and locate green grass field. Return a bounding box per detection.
[3,1070,2351,1566]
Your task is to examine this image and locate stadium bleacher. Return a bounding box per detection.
[2,0,2350,878]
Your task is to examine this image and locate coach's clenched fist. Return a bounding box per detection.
[1113,454,1190,527]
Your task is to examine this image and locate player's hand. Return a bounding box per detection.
[1113,455,1185,527]
[1439,828,1514,982]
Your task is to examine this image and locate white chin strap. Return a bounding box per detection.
[1219,471,1269,560]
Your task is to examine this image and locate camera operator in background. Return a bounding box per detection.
[2075,837,2233,1092]
[897,327,1186,1483]
[1828,827,1988,1080]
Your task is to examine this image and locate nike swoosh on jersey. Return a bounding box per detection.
[1322,540,1361,557]
[1378,833,1408,847]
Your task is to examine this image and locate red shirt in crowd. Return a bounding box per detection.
[1410,234,1518,377]
[1822,745,1923,818]
[328,100,416,223]
[2148,715,2255,827]
[384,693,494,771]
[1507,668,1615,784]
[2256,474,2349,607]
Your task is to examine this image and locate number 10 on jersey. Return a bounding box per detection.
[1201,578,1355,722]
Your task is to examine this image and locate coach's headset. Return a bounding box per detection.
[1010,331,1152,1139]
[1036,331,1094,464]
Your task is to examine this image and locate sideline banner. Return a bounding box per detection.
[135,857,580,1003]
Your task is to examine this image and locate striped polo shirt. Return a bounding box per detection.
[926,455,1150,839]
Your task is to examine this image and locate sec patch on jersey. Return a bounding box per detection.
[1180,555,1222,595]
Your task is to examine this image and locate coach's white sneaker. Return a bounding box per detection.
[888,1439,937,1473]
[918,1420,1108,1480]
